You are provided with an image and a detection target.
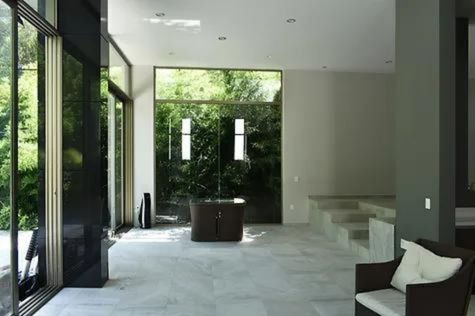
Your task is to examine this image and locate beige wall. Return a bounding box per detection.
[132,66,156,226]
[283,70,395,223]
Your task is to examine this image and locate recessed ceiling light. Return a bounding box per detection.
[286,18,296,24]
[218,36,227,41]
[156,12,165,17]
[385,60,393,64]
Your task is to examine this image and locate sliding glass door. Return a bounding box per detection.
[107,93,125,232]
[0,2,14,314]
[17,16,45,300]
[155,68,282,224]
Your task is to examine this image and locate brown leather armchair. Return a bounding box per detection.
[355,239,475,316]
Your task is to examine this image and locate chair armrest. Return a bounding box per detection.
[355,257,402,294]
[406,262,475,316]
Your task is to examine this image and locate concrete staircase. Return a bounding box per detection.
[309,197,396,260]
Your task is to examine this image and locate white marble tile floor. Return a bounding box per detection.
[34,225,475,316]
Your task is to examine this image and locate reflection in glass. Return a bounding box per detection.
[0,2,13,314]
[23,0,55,25]
[469,25,475,190]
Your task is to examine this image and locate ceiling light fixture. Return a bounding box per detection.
[156,12,166,17]
[286,18,296,24]
[218,36,227,41]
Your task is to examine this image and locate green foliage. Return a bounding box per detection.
[0,21,41,230]
[155,69,282,222]
[156,69,281,102]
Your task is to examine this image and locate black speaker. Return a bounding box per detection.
[138,193,152,229]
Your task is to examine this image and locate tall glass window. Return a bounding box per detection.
[17,16,45,300]
[155,68,282,224]
[104,93,125,232]
[109,44,130,95]
[23,0,55,25]
[114,97,124,229]
[0,2,13,314]
[468,25,475,190]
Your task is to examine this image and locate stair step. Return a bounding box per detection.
[359,200,396,218]
[335,223,369,248]
[352,239,369,249]
[308,197,396,261]
[314,199,359,210]
[323,209,376,223]
[350,239,370,260]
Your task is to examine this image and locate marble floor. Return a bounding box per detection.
[34,225,475,316]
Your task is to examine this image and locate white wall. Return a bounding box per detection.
[131,67,396,225]
[283,70,395,223]
[132,66,155,226]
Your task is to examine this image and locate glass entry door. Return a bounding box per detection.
[108,94,124,232]
[0,2,14,315]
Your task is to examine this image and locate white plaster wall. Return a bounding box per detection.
[132,66,155,226]
[283,70,395,223]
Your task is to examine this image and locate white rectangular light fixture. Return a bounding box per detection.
[182,118,191,134]
[234,135,244,160]
[235,119,245,134]
[182,135,191,160]
[182,118,191,160]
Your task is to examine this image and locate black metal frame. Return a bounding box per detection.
[107,79,132,234]
[9,2,20,315]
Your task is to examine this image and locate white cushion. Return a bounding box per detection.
[390,241,462,293]
[356,288,405,316]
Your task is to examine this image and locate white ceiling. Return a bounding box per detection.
[108,0,396,72]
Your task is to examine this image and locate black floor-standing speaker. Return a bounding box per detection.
[139,193,152,229]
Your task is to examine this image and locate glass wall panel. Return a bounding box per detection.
[155,68,282,224]
[109,44,129,95]
[23,0,55,25]
[114,98,123,228]
[219,104,282,223]
[468,25,475,190]
[100,99,109,229]
[156,69,282,103]
[155,103,220,223]
[105,94,125,231]
[17,16,45,300]
[0,2,13,314]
